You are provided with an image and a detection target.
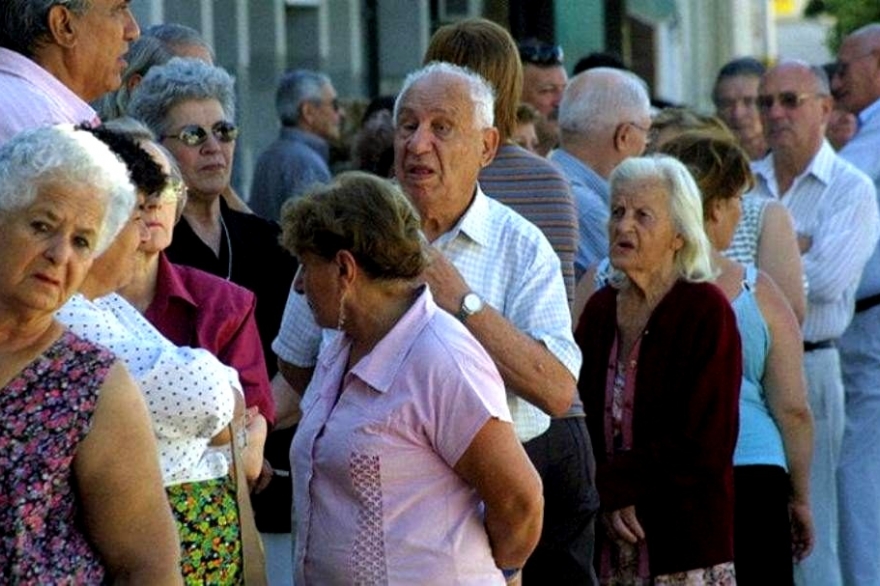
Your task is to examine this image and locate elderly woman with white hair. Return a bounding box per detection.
[575,156,742,584]
[127,57,296,390]
[0,125,181,583]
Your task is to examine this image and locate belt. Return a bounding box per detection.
[804,339,835,352]
[855,292,880,313]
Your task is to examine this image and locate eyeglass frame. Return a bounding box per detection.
[149,178,188,205]
[310,97,341,112]
[518,43,565,67]
[160,120,239,147]
[831,50,879,79]
[756,92,824,112]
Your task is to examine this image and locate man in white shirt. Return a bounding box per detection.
[0,0,140,144]
[750,60,879,586]
[275,62,590,583]
[829,23,880,586]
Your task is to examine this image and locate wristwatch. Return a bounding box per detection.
[456,292,484,322]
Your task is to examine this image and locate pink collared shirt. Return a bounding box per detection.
[292,286,509,585]
[0,48,98,144]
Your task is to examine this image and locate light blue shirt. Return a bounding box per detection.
[838,97,880,300]
[548,148,610,280]
[273,185,581,442]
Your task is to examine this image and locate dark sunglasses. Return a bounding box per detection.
[161,121,239,147]
[756,92,820,112]
[519,43,564,66]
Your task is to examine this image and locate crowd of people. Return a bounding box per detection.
[3,2,880,585]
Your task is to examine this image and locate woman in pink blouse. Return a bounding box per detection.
[283,172,544,585]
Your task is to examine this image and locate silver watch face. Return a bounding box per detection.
[463,292,483,314]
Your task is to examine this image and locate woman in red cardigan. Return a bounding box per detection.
[575,155,742,584]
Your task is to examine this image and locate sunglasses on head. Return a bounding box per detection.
[161,121,239,147]
[519,43,564,66]
[756,92,820,111]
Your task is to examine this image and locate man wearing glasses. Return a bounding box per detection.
[250,69,343,221]
[548,68,652,281]
[0,0,140,144]
[518,39,567,153]
[831,23,880,586]
[750,60,879,586]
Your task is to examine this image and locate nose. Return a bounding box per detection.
[124,7,140,41]
[44,234,73,265]
[200,132,222,153]
[406,124,432,155]
[293,265,304,295]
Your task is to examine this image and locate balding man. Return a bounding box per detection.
[751,60,879,586]
[274,63,580,582]
[830,24,880,586]
[549,68,652,280]
[0,0,140,143]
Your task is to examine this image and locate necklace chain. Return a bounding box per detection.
[219,213,232,281]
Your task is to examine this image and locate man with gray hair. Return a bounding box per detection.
[829,23,880,586]
[249,68,343,220]
[549,67,652,279]
[750,59,879,586]
[0,0,140,143]
[274,62,580,583]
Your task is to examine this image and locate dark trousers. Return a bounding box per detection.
[523,417,600,585]
[734,465,794,586]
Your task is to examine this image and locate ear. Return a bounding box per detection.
[300,101,317,128]
[612,122,629,153]
[818,94,833,126]
[335,250,358,287]
[126,73,144,93]
[47,5,78,49]
[479,127,500,168]
[706,198,724,223]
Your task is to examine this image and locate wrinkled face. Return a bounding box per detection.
[0,184,104,314]
[759,65,829,154]
[88,194,149,294]
[832,36,880,115]
[161,99,235,201]
[139,142,181,254]
[608,177,683,276]
[67,0,140,101]
[512,121,539,153]
[307,83,343,142]
[394,73,495,222]
[714,75,763,142]
[293,251,343,329]
[521,64,567,119]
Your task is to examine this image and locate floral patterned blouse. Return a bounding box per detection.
[0,330,115,584]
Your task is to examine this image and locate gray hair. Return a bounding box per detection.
[0,125,136,255]
[607,155,715,285]
[93,36,174,121]
[0,0,90,57]
[394,61,496,130]
[127,57,236,137]
[559,67,650,142]
[276,69,332,127]
[101,117,188,223]
[143,23,214,62]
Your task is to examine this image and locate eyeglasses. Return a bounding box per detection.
[160,121,239,147]
[832,50,878,78]
[626,121,652,144]
[519,43,564,66]
[756,92,822,111]
[149,178,187,204]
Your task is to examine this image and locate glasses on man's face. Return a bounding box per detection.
[313,97,341,112]
[832,50,878,78]
[756,92,821,112]
[161,121,239,147]
[626,121,652,145]
[519,43,564,66]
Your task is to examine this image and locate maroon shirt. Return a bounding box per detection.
[145,252,275,425]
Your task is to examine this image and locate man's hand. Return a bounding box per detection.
[422,246,471,314]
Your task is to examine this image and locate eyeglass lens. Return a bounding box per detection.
[757,92,809,111]
[175,121,239,146]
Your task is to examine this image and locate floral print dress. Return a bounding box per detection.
[0,330,114,585]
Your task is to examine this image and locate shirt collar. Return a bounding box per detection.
[432,184,492,249]
[317,285,435,394]
[752,139,836,195]
[858,96,880,128]
[155,252,197,308]
[280,126,330,161]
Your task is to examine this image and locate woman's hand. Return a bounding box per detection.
[790,499,815,562]
[242,407,268,485]
[603,506,645,544]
